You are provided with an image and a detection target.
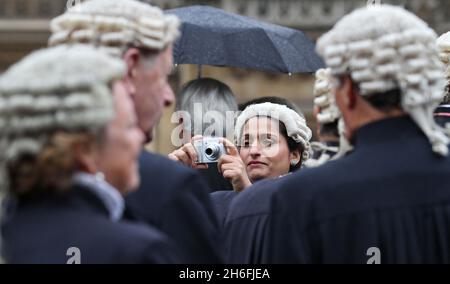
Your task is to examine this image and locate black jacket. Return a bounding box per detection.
[266,116,450,263]
[223,179,282,264]
[125,151,223,263]
[2,185,180,264]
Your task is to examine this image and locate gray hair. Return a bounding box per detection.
[175,78,238,138]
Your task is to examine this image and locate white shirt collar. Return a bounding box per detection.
[72,172,124,222]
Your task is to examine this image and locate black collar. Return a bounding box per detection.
[352,116,423,148]
[12,184,111,218]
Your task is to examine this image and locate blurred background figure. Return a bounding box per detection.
[266,4,450,264]
[0,46,180,263]
[435,32,450,128]
[306,68,340,165]
[305,68,352,167]
[49,0,223,264]
[172,77,237,191]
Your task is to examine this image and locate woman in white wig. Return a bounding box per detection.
[0,46,179,263]
[169,97,312,192]
[213,97,311,264]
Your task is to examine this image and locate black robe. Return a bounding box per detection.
[200,164,234,192]
[2,185,180,264]
[265,116,450,263]
[125,151,223,263]
[223,178,285,264]
[210,190,237,228]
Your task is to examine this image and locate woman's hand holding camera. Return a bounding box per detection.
[218,138,252,192]
[168,136,208,169]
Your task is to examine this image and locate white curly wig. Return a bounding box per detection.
[305,68,353,168]
[317,4,449,156]
[235,102,312,164]
[0,45,125,263]
[49,0,180,57]
[0,44,125,193]
[313,68,341,124]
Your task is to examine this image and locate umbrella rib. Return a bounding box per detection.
[260,31,290,73]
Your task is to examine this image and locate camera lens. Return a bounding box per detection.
[205,147,214,156]
[205,145,219,160]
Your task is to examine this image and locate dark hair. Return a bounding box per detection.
[364,88,402,112]
[335,74,402,113]
[240,96,305,172]
[278,121,303,172]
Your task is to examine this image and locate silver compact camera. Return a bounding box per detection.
[193,137,226,163]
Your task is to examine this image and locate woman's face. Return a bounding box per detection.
[96,81,144,195]
[239,116,296,182]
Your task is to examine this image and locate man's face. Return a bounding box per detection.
[131,45,175,142]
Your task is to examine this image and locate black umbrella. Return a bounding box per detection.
[166,5,325,75]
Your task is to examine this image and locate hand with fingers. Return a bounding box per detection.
[168,135,208,170]
[217,138,252,192]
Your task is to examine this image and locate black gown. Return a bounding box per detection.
[223,178,286,264]
[265,116,450,263]
[210,190,237,227]
[199,163,234,192]
[2,185,180,264]
[125,151,223,264]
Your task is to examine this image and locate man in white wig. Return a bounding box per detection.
[305,68,344,167]
[0,45,181,263]
[264,4,450,263]
[49,0,223,263]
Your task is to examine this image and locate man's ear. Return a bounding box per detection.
[73,142,98,174]
[343,75,358,110]
[122,48,141,97]
[123,47,141,77]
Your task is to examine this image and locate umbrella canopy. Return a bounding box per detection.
[166,5,325,74]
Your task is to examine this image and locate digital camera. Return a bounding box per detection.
[193,137,226,163]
